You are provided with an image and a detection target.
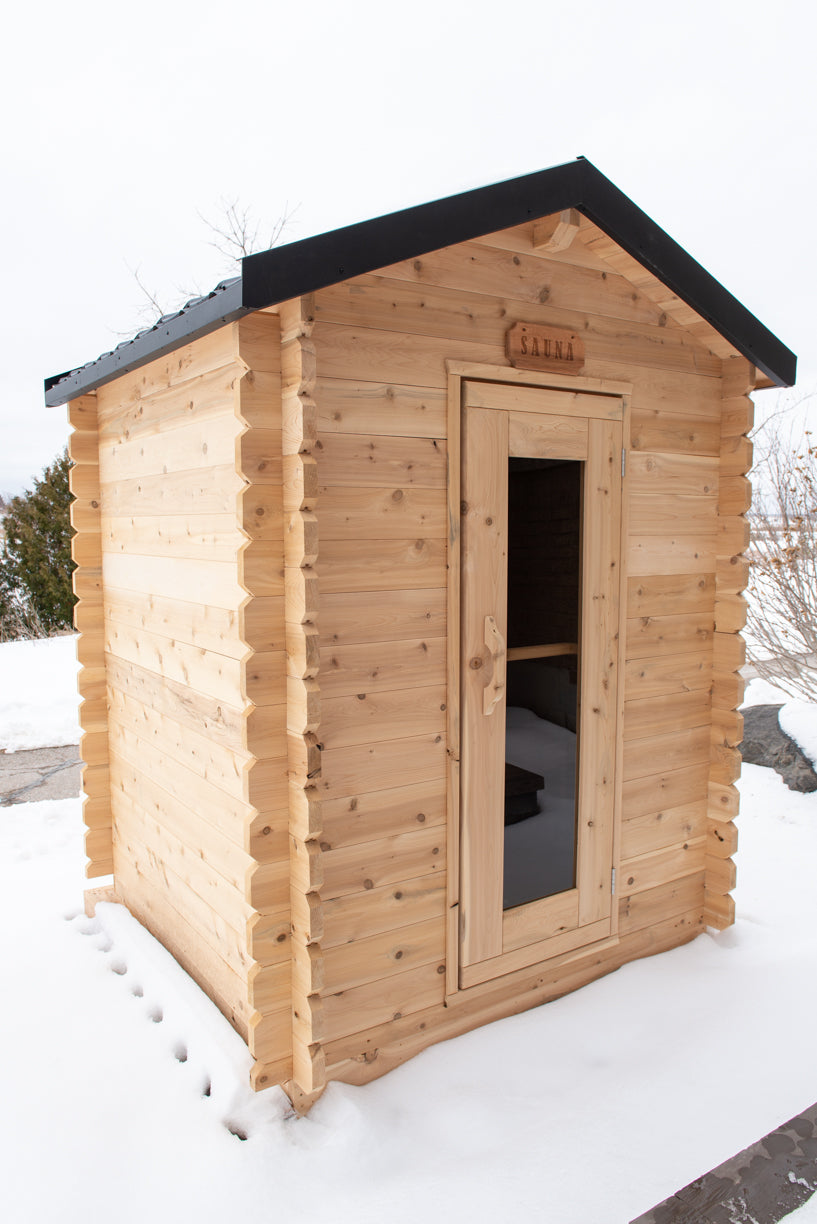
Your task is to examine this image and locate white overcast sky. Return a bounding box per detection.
[2,0,815,495]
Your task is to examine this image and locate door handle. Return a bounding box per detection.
[483,615,506,716]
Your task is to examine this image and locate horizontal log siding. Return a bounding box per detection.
[95,321,290,1065]
[308,224,726,1085]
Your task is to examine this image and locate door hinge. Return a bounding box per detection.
[621,448,626,477]
[611,867,616,896]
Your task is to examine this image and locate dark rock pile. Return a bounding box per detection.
[739,704,817,793]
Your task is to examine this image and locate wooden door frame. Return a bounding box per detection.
[444,361,632,999]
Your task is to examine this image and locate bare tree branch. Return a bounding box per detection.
[747,399,817,700]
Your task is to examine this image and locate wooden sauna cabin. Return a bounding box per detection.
[45,158,796,1107]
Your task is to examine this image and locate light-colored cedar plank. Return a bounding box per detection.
[716,554,750,595]
[464,378,621,422]
[247,1010,292,1068]
[711,669,746,710]
[105,616,246,707]
[628,495,717,538]
[709,781,740,820]
[69,429,100,464]
[319,636,446,699]
[112,801,254,982]
[721,434,753,476]
[104,654,245,748]
[67,394,98,430]
[322,917,445,994]
[321,537,447,594]
[102,550,253,611]
[98,412,242,484]
[625,612,713,660]
[320,685,446,750]
[318,733,447,802]
[714,593,747,634]
[324,908,704,1086]
[622,762,710,819]
[707,818,738,859]
[630,410,720,456]
[107,685,257,815]
[97,364,251,443]
[318,486,447,540]
[321,588,446,645]
[114,851,251,1035]
[711,743,741,786]
[457,403,508,965]
[321,824,445,900]
[618,872,706,935]
[109,735,255,895]
[321,874,446,949]
[70,464,101,499]
[508,410,589,459]
[99,464,246,516]
[627,535,716,577]
[623,725,710,782]
[313,320,504,388]
[246,909,291,964]
[712,708,743,748]
[314,273,723,379]
[627,452,718,497]
[322,961,446,1043]
[316,378,446,438]
[705,854,737,894]
[703,891,735,930]
[240,486,286,543]
[96,326,240,416]
[104,585,285,658]
[247,961,290,1014]
[712,631,746,673]
[624,650,712,700]
[623,689,711,741]
[315,432,447,488]
[721,399,755,438]
[618,838,707,897]
[719,475,752,516]
[627,572,716,618]
[321,778,446,851]
[620,800,706,860]
[380,239,669,327]
[717,516,750,555]
[101,514,245,563]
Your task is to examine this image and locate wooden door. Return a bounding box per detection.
[458,379,625,988]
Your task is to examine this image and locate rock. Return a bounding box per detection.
[739,704,817,793]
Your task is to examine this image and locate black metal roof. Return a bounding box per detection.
[44,157,796,405]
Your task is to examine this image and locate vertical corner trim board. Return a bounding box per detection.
[278,297,327,1101]
[68,391,113,878]
[706,356,755,929]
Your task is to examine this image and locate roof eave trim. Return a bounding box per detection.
[44,280,247,406]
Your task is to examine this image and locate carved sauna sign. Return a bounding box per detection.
[506,323,585,374]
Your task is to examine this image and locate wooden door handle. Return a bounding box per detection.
[483,615,506,716]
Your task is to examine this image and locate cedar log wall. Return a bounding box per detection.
[294,217,751,1090]
[70,317,294,1090]
[68,213,752,1098]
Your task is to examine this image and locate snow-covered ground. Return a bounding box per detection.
[1,636,816,1223]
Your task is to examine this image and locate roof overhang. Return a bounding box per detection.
[44,157,796,406]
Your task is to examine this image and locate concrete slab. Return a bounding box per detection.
[0,744,82,805]
[632,1102,817,1223]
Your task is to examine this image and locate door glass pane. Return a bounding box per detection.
[503,457,582,910]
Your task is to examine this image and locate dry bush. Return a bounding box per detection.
[747,407,817,701]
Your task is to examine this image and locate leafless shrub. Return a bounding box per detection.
[747,399,817,700]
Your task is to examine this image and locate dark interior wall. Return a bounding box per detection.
[506,459,581,649]
[506,459,581,729]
